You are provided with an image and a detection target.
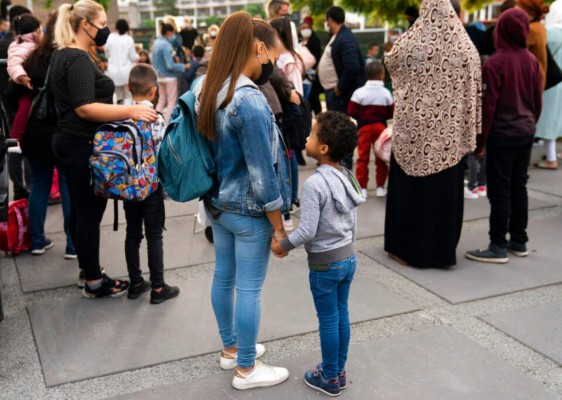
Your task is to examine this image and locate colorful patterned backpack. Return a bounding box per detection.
[90,120,158,202]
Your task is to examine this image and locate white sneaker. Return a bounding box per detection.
[376,187,386,197]
[361,188,368,199]
[232,360,289,390]
[220,344,266,370]
[464,187,478,199]
[477,186,487,197]
[283,218,294,231]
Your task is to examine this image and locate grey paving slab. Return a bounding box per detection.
[358,216,562,304]
[109,326,560,400]
[28,259,417,386]
[528,167,562,198]
[482,300,562,365]
[44,198,200,234]
[16,215,215,292]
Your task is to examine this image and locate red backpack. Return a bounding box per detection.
[0,199,31,255]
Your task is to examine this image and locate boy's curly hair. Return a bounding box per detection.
[316,111,358,163]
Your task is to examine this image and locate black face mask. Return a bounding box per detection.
[86,21,111,47]
[253,60,274,86]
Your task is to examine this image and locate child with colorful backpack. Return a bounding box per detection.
[121,64,179,303]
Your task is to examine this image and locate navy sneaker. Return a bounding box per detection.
[466,244,508,264]
[31,238,54,255]
[508,242,529,257]
[304,366,341,397]
[65,246,77,260]
[315,364,347,390]
[338,370,347,390]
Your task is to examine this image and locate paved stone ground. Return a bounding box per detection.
[1,146,562,400]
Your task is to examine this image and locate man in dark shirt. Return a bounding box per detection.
[0,5,31,200]
[179,17,199,51]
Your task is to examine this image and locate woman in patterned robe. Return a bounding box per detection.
[383,0,482,268]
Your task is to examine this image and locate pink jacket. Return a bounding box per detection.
[7,32,39,83]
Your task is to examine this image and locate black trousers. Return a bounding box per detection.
[124,186,165,289]
[486,143,532,248]
[52,133,107,281]
[8,152,30,200]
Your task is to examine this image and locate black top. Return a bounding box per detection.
[180,27,198,50]
[0,32,13,95]
[305,32,322,70]
[49,48,115,138]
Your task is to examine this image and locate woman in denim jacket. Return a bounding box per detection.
[196,12,291,391]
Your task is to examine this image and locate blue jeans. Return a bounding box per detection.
[28,158,73,251]
[289,149,299,203]
[309,255,356,379]
[207,210,272,368]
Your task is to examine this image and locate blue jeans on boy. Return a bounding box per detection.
[207,210,272,368]
[309,254,356,379]
[28,158,73,251]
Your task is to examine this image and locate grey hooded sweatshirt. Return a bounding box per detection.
[281,165,365,269]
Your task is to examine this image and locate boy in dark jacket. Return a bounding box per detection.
[466,8,542,264]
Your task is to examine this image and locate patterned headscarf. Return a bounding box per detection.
[384,0,482,177]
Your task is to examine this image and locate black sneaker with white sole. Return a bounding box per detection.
[466,245,509,264]
[30,238,54,255]
[82,275,129,298]
[508,242,529,257]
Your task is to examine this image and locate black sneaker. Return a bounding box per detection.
[82,275,129,299]
[127,279,152,299]
[150,284,180,304]
[508,242,529,257]
[466,244,509,264]
[304,366,341,397]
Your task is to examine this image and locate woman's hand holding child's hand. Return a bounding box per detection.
[271,229,288,258]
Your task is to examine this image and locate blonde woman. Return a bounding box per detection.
[50,0,157,298]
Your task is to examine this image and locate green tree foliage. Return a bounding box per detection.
[245,3,267,18]
[291,0,334,15]
[43,0,110,10]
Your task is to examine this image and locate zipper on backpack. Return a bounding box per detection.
[167,134,183,165]
[94,150,132,174]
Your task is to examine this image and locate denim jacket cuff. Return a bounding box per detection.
[263,196,283,212]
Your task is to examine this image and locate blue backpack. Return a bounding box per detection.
[157,85,215,202]
[90,119,158,201]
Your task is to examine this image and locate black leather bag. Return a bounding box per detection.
[28,65,57,124]
[21,64,57,162]
[545,47,562,90]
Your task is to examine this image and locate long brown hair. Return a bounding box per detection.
[197,12,278,140]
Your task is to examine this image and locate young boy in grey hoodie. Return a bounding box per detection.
[272,111,365,397]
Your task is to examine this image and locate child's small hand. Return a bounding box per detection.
[20,75,33,90]
[270,238,288,258]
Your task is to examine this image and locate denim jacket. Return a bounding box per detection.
[152,36,185,78]
[194,75,291,216]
